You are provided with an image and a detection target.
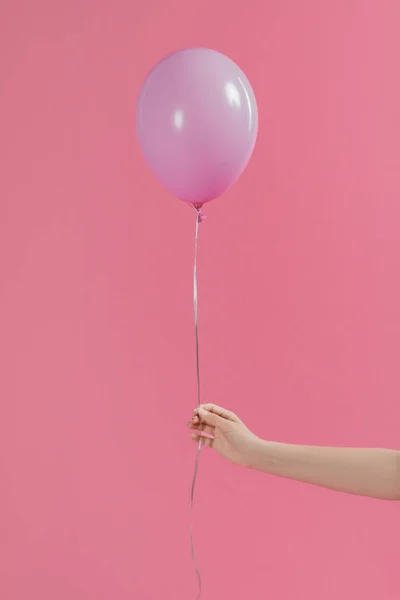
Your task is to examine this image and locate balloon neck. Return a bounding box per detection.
[193,204,206,223]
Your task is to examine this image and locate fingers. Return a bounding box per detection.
[197,404,239,422]
[188,403,238,448]
[192,404,238,428]
[188,421,214,439]
[188,420,214,448]
[194,408,220,428]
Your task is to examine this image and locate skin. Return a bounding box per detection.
[188,404,400,501]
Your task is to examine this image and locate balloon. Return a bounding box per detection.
[136,48,258,206]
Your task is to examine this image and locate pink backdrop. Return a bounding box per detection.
[1,1,399,599]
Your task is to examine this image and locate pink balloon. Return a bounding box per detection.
[136,48,258,206]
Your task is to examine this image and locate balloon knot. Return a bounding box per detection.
[193,205,206,223]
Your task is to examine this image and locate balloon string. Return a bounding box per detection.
[190,205,205,600]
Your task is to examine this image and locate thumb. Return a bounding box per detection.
[196,407,223,428]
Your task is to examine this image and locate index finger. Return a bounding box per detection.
[198,404,240,422]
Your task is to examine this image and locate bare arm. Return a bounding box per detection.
[250,442,400,500]
[190,405,400,501]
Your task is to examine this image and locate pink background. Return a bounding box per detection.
[1,1,399,599]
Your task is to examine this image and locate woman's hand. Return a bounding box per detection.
[188,404,260,468]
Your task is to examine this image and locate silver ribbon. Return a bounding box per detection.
[190,205,204,600]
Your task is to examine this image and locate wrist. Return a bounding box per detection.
[248,438,272,471]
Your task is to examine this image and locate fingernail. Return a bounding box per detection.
[198,408,208,416]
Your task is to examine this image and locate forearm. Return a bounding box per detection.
[250,441,400,500]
